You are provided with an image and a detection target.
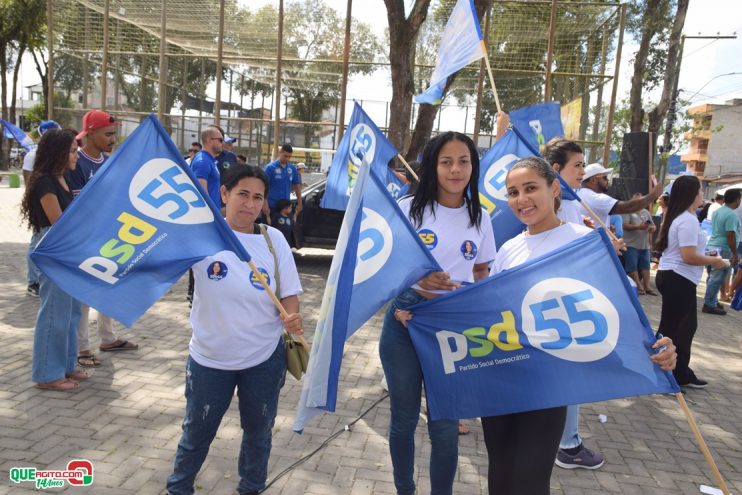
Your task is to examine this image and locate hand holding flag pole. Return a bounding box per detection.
[396,154,419,182]
[246,260,310,351]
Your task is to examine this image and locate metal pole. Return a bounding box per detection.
[589,21,610,161]
[157,0,168,121]
[603,3,626,166]
[473,6,491,144]
[101,0,111,110]
[227,69,233,134]
[214,0,226,126]
[46,0,54,119]
[659,35,684,184]
[181,58,188,148]
[273,0,284,157]
[82,9,90,109]
[114,18,121,111]
[199,58,205,131]
[336,0,353,146]
[544,0,558,101]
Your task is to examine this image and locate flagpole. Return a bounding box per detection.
[675,392,731,495]
[481,41,502,114]
[247,260,311,351]
[396,153,419,182]
[577,200,621,243]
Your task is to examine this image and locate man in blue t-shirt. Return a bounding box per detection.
[703,188,741,315]
[262,143,302,225]
[215,135,238,179]
[68,109,139,366]
[191,125,223,208]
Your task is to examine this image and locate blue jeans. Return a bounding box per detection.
[31,271,82,383]
[704,247,732,307]
[167,341,286,495]
[379,289,458,495]
[27,229,43,285]
[559,404,582,449]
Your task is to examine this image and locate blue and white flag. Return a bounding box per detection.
[31,115,251,327]
[294,160,441,432]
[415,0,486,105]
[509,102,565,153]
[385,167,410,200]
[478,128,535,249]
[406,229,679,421]
[321,102,399,211]
[1,119,35,150]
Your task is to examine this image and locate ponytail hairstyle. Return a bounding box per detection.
[543,137,583,172]
[409,132,482,230]
[655,175,700,254]
[506,156,561,213]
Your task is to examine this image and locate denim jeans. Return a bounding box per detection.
[167,341,286,495]
[31,270,82,383]
[704,247,732,307]
[27,229,43,285]
[559,404,582,449]
[379,289,458,495]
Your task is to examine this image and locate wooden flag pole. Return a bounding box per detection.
[675,392,731,495]
[247,259,310,351]
[397,153,419,182]
[481,42,502,114]
[576,199,621,243]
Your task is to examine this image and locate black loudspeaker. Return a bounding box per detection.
[609,132,654,201]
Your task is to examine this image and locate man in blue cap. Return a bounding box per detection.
[215,134,238,180]
[23,120,61,297]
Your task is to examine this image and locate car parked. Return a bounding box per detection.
[291,178,344,249]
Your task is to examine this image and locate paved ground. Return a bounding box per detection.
[1,176,741,494]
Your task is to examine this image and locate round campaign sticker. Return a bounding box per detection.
[206,261,228,281]
[250,267,271,291]
[460,240,478,260]
[418,229,438,250]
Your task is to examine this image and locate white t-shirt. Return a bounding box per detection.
[398,197,496,294]
[22,148,36,172]
[577,188,617,228]
[189,225,302,370]
[707,202,722,221]
[658,211,708,285]
[493,222,592,273]
[557,198,584,225]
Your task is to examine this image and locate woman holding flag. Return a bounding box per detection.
[544,137,588,226]
[380,131,496,495]
[21,128,87,391]
[480,156,677,494]
[166,165,304,495]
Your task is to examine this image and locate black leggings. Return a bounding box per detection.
[656,269,698,384]
[481,406,566,495]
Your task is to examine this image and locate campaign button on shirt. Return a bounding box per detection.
[207,261,228,281]
[250,267,271,290]
[418,229,438,250]
[461,240,478,260]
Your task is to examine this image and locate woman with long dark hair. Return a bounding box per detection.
[380,132,496,495]
[21,128,87,391]
[655,175,728,388]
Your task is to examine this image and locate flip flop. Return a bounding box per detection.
[77,354,102,367]
[637,289,646,295]
[35,378,80,391]
[645,289,658,296]
[66,369,90,381]
[99,339,139,352]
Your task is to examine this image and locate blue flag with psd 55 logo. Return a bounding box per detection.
[321,102,398,211]
[31,114,251,327]
[406,229,679,421]
[508,101,565,153]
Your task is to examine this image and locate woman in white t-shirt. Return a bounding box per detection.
[655,175,727,389]
[543,137,590,226]
[380,132,496,495]
[167,165,304,495]
[483,157,677,495]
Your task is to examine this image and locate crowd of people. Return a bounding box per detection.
[18,108,740,494]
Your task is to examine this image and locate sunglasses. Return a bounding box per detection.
[189,149,199,153]
[211,137,223,143]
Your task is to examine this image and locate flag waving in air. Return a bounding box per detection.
[406,229,679,421]
[321,102,398,211]
[31,115,251,327]
[1,119,35,150]
[415,0,486,105]
[509,102,565,153]
[294,158,441,432]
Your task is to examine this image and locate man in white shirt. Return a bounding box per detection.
[578,163,664,227]
[707,193,724,221]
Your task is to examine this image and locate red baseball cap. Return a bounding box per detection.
[76,110,120,140]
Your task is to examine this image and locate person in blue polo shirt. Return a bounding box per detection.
[215,134,238,179]
[191,125,223,208]
[262,144,302,225]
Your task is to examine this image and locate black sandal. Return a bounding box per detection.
[77,354,102,367]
